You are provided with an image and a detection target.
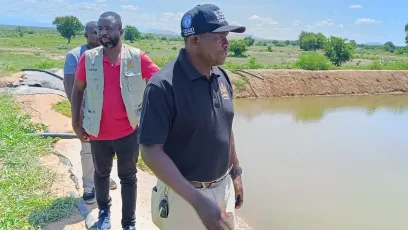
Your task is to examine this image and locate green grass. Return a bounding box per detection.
[51,100,153,174]
[0,50,64,77]
[2,28,408,77]
[232,76,249,89]
[0,93,77,229]
[52,101,71,117]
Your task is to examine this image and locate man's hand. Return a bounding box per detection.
[192,194,234,230]
[232,174,244,209]
[72,123,89,143]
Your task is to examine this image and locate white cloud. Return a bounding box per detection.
[292,23,298,26]
[120,5,138,11]
[315,19,335,27]
[161,12,183,21]
[338,24,344,28]
[24,0,37,3]
[248,14,278,25]
[349,5,362,9]
[95,0,107,3]
[355,18,381,24]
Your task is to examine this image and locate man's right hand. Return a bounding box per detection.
[73,123,90,142]
[193,194,234,230]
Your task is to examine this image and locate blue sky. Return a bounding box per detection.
[0,0,407,45]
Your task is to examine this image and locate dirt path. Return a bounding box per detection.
[13,93,252,229]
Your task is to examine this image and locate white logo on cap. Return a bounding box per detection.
[213,10,226,23]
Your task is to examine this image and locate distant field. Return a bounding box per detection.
[1,28,408,78]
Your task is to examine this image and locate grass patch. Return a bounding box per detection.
[0,93,77,229]
[232,76,249,90]
[293,52,332,70]
[0,51,64,77]
[52,100,71,117]
[137,157,153,175]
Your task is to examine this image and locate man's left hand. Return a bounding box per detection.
[231,174,244,209]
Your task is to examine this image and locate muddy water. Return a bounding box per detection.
[232,94,408,230]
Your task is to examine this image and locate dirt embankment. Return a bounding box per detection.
[228,70,408,98]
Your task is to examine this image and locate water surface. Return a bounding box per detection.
[233,94,408,230]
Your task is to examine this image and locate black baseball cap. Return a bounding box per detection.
[180,4,246,37]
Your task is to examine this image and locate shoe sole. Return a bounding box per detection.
[97,225,111,230]
[109,184,118,190]
[83,197,96,204]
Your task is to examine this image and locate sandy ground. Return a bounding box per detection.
[16,94,72,133]
[11,93,252,230]
[228,69,408,98]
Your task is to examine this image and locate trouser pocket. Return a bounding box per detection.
[151,180,169,229]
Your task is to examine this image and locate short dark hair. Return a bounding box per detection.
[84,21,97,32]
[99,11,122,29]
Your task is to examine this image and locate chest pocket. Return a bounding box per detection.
[124,63,145,93]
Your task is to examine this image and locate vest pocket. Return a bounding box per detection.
[124,72,144,92]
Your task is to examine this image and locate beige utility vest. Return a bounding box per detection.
[82,44,146,137]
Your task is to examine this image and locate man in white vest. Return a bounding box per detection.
[63,21,117,205]
[71,11,159,230]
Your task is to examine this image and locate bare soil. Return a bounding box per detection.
[228,69,408,98]
[15,94,72,133]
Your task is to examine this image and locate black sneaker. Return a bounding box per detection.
[97,209,111,230]
[123,226,136,230]
[83,187,96,204]
[109,178,117,190]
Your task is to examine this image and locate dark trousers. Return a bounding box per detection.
[90,130,139,228]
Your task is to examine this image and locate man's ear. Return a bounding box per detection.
[84,32,87,39]
[120,28,124,36]
[189,35,199,47]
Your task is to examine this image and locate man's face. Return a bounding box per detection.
[196,32,230,66]
[86,28,101,48]
[97,16,123,48]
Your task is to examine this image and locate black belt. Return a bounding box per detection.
[190,168,231,189]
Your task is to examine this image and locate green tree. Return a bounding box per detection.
[15,26,27,37]
[52,16,83,44]
[324,36,354,66]
[383,41,395,53]
[243,36,255,46]
[272,40,279,45]
[315,33,327,49]
[349,40,357,48]
[301,34,318,51]
[299,31,326,50]
[284,40,291,46]
[124,25,141,43]
[405,23,408,45]
[291,40,300,46]
[143,33,154,40]
[229,39,248,57]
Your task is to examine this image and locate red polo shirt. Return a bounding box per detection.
[75,51,160,141]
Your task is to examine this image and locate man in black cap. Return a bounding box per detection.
[137,4,245,230]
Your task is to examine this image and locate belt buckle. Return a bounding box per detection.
[200,182,208,189]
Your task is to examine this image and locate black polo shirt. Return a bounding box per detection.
[137,48,234,182]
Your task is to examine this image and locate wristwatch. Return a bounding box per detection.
[229,167,242,176]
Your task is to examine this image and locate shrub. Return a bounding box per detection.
[294,52,332,70]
